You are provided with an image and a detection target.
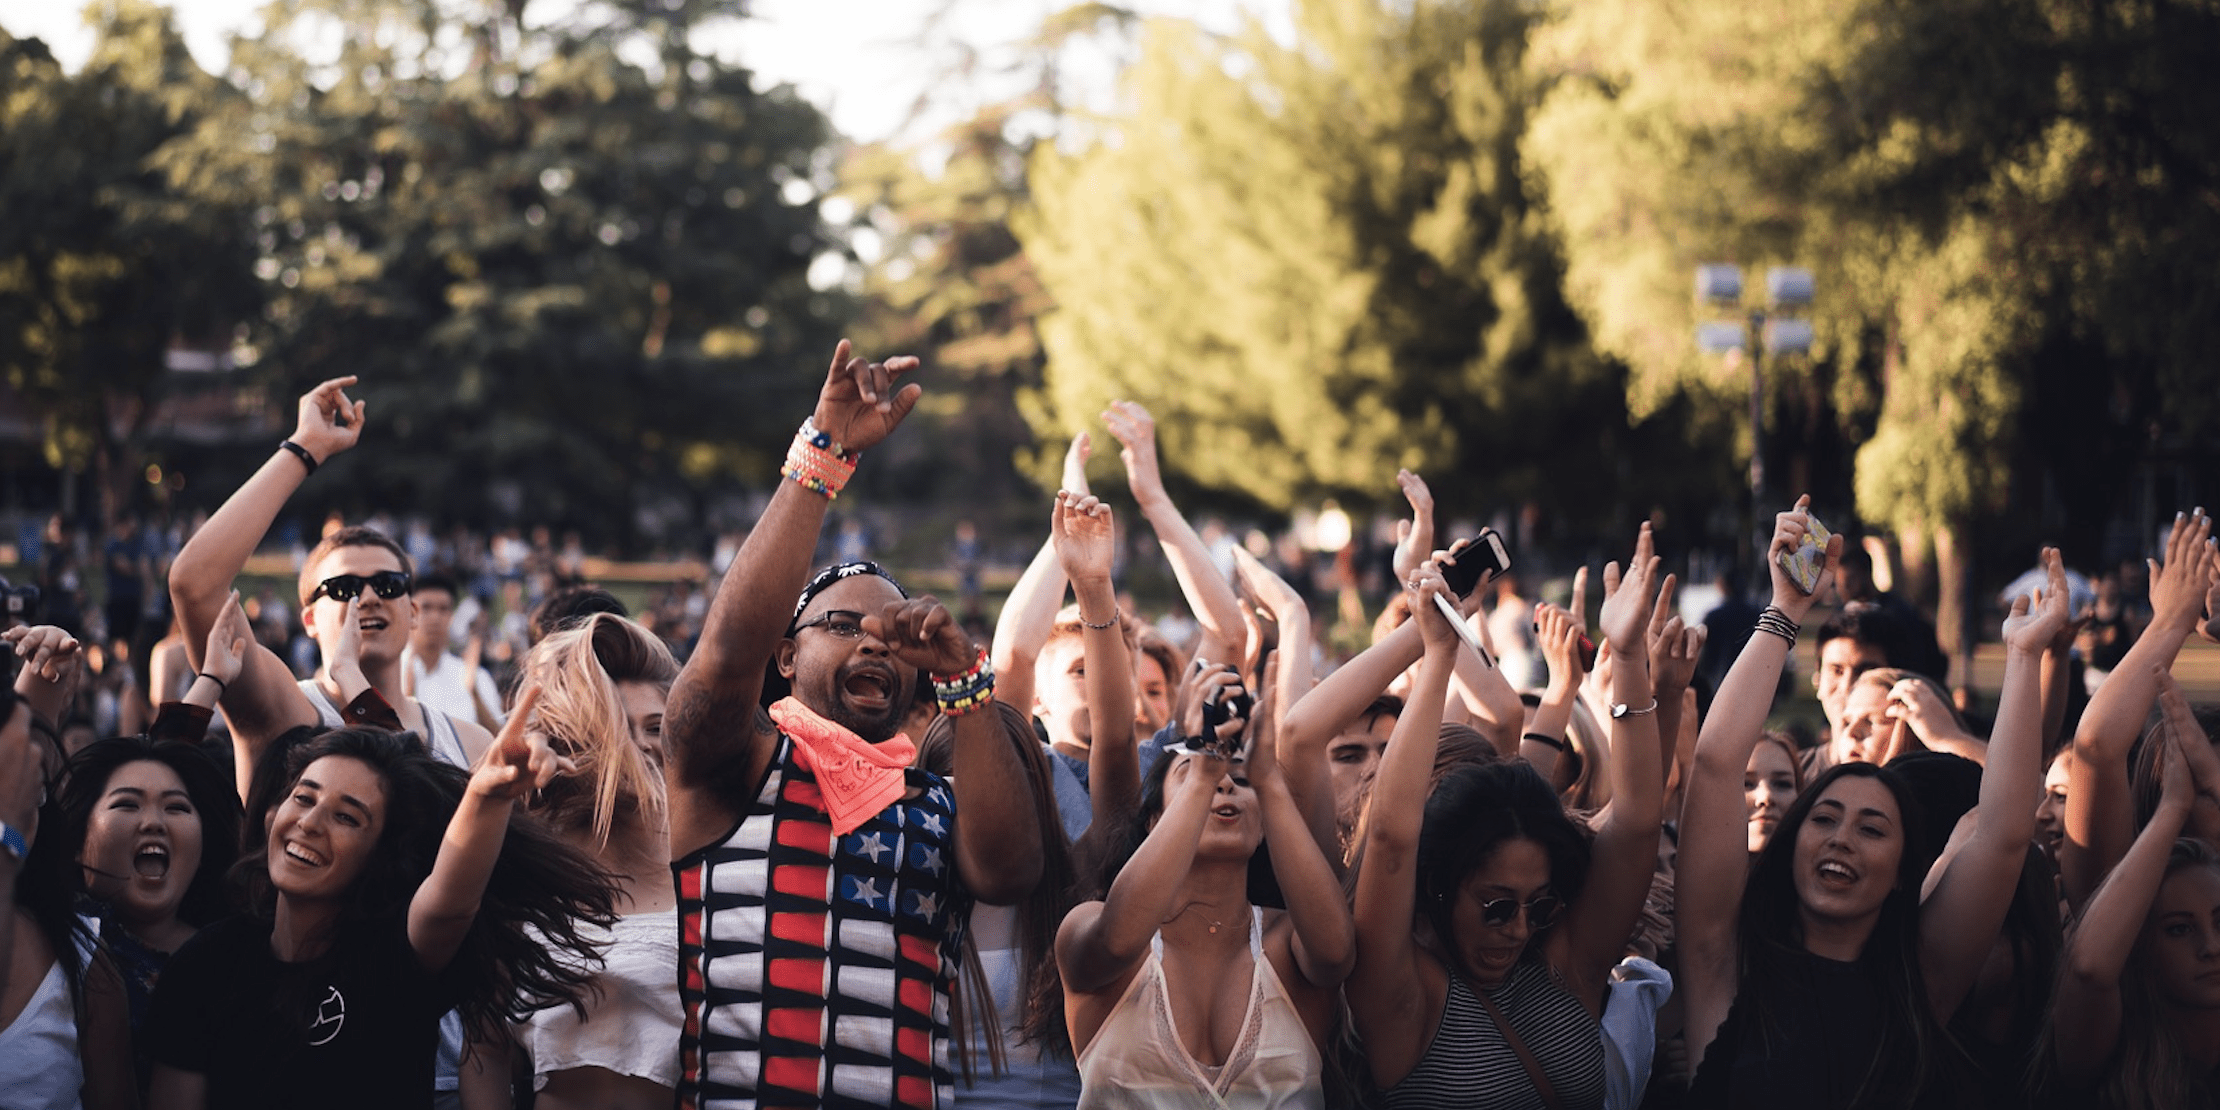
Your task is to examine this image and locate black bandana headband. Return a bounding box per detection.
[787,561,909,632]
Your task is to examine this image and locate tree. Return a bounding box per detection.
[154,0,846,547]
[0,0,258,525]
[1018,0,1734,536]
[1522,0,2220,666]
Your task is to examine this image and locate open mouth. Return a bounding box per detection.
[1816,859,1857,886]
[841,667,894,710]
[1211,804,1241,821]
[358,617,389,634]
[283,842,327,868]
[133,844,170,880]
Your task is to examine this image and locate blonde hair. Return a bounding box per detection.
[523,614,678,847]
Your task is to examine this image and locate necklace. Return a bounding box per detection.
[1166,900,1230,934]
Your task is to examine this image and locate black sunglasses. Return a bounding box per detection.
[792,609,867,638]
[309,571,414,604]
[1476,893,1563,930]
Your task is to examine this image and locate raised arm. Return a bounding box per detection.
[2062,509,2215,907]
[1054,492,1139,854]
[1056,746,1229,996]
[872,598,1043,906]
[1524,603,1586,782]
[1557,525,1665,1004]
[1244,668,1354,988]
[1279,618,1424,860]
[1103,400,1245,663]
[1645,574,1706,790]
[1231,546,1314,755]
[171,379,366,742]
[1918,548,2065,1020]
[664,342,920,853]
[410,687,562,971]
[1679,497,1839,1068]
[1346,566,1459,1085]
[6,624,82,727]
[2054,714,2191,1085]
[989,435,1091,715]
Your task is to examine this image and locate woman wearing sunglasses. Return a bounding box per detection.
[168,378,497,784]
[1349,528,1667,1110]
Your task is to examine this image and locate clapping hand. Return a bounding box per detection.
[1390,470,1436,584]
[1052,491,1117,586]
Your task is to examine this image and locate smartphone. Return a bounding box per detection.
[1778,512,1834,595]
[1439,530,1512,598]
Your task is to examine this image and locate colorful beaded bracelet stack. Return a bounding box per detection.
[1754,606,1801,644]
[781,417,859,500]
[932,649,996,716]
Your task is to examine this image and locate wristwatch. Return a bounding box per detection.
[1610,699,1660,719]
[0,821,26,865]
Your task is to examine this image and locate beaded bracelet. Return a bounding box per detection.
[1079,606,1120,631]
[931,649,996,716]
[1754,606,1801,644]
[782,418,860,500]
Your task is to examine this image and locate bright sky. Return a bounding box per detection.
[1,0,1293,146]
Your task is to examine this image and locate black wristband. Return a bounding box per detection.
[194,672,228,697]
[279,439,319,475]
[1522,731,1567,752]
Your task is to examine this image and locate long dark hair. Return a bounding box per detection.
[919,702,1080,1069]
[1739,761,1940,1107]
[1413,760,1591,983]
[9,690,97,1010]
[42,736,241,930]
[236,728,618,1039]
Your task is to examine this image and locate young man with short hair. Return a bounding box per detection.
[403,573,504,730]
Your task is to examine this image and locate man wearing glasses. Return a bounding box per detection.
[664,342,1044,1110]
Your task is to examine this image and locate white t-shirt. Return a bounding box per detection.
[405,649,504,727]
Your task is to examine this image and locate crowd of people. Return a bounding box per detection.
[4,341,2220,1110]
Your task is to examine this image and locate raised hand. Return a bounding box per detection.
[810,339,923,454]
[328,596,368,690]
[468,686,568,800]
[1646,573,1705,698]
[1051,491,1117,586]
[1407,560,1459,653]
[5,624,82,686]
[2200,571,2220,645]
[202,591,253,690]
[1390,470,1436,584]
[2002,547,2072,655]
[1597,523,1662,655]
[1232,546,1305,622]
[1243,658,1282,786]
[1885,679,1964,747]
[291,376,368,464]
[2150,509,2217,636]
[1766,495,1842,623]
[1062,433,1093,499]
[1102,400,1167,508]
[864,597,979,678]
[1535,603,1586,693]
[1175,662,1245,748]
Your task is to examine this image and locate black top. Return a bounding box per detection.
[1690,948,1901,1110]
[146,914,459,1110]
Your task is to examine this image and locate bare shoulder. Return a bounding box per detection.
[667,707,780,859]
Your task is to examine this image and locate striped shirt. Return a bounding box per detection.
[1386,959,1605,1110]
[676,734,969,1109]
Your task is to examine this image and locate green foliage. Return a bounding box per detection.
[1018,0,1725,525]
[0,1,257,508]
[143,0,842,540]
[1524,0,2220,543]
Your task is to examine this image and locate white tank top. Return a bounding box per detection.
[0,958,84,1110]
[1074,909,1323,1110]
[519,908,683,1090]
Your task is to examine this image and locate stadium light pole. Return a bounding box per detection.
[1696,264,1815,585]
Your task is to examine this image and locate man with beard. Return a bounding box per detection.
[665,342,1044,1110]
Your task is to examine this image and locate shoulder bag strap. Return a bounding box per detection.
[1469,979,1567,1110]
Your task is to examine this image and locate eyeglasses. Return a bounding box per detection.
[309,571,414,605]
[1475,893,1563,929]
[792,609,867,639]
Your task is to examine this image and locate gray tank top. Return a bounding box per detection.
[297,679,470,768]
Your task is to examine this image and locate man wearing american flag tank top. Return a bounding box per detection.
[663,341,1044,1110]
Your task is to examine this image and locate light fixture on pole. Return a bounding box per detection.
[1695,264,1815,583]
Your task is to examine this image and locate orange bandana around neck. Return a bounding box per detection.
[768,697,917,836]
